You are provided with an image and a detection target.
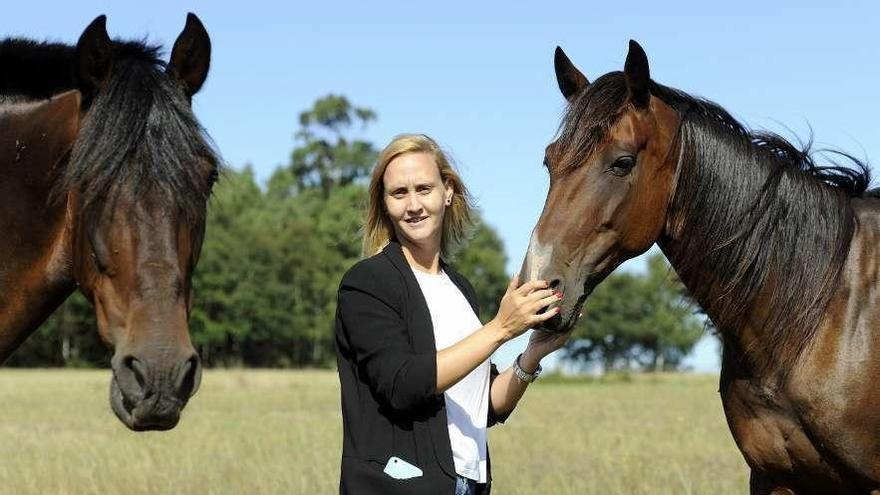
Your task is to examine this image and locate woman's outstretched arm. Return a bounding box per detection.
[435,277,559,393]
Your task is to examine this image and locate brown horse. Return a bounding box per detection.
[0,14,218,431]
[522,41,880,493]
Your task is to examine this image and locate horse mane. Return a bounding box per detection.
[559,72,871,372]
[0,39,77,99]
[0,37,219,223]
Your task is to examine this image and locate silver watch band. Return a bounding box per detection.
[513,353,542,383]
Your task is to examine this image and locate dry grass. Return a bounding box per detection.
[0,370,747,494]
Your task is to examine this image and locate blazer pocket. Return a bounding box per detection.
[341,457,454,495]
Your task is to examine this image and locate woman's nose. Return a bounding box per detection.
[405,193,422,212]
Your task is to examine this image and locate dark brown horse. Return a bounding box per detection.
[522,41,880,494]
[0,14,218,431]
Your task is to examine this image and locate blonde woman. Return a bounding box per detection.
[335,134,570,495]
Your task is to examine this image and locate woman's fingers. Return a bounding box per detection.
[515,278,549,297]
[530,305,561,324]
[531,293,561,312]
[524,288,557,304]
[507,275,519,294]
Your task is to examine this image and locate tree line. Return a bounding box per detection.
[7,95,704,371]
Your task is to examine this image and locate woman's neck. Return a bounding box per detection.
[400,240,442,274]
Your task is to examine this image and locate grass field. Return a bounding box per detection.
[0,370,748,494]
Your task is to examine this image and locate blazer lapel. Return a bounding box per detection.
[382,241,436,354]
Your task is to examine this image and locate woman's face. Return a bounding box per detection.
[383,152,453,253]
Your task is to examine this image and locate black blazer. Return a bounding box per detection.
[335,241,507,495]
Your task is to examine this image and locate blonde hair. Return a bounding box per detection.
[363,134,474,259]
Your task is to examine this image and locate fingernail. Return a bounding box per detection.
[555,307,561,313]
[556,292,564,299]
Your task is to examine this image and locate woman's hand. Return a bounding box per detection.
[489,276,560,343]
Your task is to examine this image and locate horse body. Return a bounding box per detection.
[659,120,880,493]
[0,14,216,431]
[525,42,880,493]
[735,198,880,492]
[659,199,880,493]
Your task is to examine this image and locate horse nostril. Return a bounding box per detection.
[548,279,562,290]
[123,355,148,392]
[175,354,201,399]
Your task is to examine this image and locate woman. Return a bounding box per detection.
[335,134,570,495]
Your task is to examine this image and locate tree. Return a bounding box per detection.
[189,166,272,366]
[563,253,703,372]
[269,94,377,199]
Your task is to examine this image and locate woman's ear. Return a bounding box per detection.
[444,180,454,206]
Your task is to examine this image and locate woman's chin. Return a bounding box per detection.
[399,227,439,245]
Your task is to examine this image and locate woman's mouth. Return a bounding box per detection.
[405,216,427,226]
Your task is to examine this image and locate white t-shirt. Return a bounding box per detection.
[412,268,490,483]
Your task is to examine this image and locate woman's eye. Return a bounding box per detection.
[608,156,636,176]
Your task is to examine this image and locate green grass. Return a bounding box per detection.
[0,370,748,494]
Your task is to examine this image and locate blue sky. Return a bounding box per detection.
[6,1,878,372]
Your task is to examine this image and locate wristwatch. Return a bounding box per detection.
[513,353,542,383]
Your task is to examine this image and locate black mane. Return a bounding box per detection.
[648,80,870,196]
[1,37,218,223]
[559,72,872,372]
[0,39,76,99]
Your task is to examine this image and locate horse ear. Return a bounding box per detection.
[75,15,113,96]
[167,13,211,98]
[555,46,589,101]
[624,40,651,109]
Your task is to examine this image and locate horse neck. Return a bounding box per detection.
[0,100,79,361]
[655,120,855,373]
[0,189,76,362]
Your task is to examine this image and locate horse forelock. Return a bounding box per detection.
[47,41,220,227]
[553,72,629,174]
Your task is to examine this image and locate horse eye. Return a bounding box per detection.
[542,157,549,169]
[608,156,636,177]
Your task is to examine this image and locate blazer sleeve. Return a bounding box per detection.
[487,361,512,427]
[337,267,438,412]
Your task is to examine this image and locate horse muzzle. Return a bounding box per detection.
[109,352,201,431]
